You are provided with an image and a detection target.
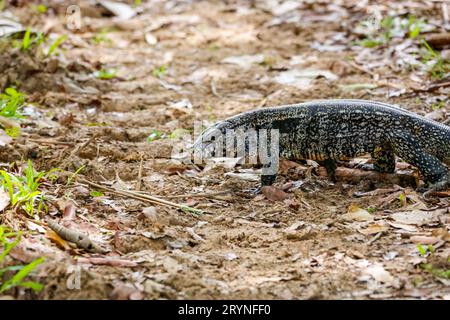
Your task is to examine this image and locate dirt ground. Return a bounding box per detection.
[0,0,449,299]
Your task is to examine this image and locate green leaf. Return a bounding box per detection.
[90,190,104,197]
[22,28,31,50]
[180,205,203,216]
[417,244,427,257]
[152,66,167,78]
[47,35,67,56]
[357,38,384,48]
[37,4,47,13]
[0,257,45,293]
[146,130,164,142]
[94,69,117,80]
[5,126,21,138]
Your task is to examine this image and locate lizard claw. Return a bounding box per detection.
[419,178,450,199]
[354,162,374,171]
[245,186,262,196]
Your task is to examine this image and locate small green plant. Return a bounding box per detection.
[406,16,424,39]
[168,128,190,139]
[67,165,85,186]
[420,40,449,80]
[91,29,112,45]
[36,4,47,13]
[16,28,45,52]
[146,130,164,142]
[398,193,407,205]
[0,225,44,293]
[356,16,395,48]
[152,66,167,78]
[47,35,67,56]
[420,263,450,279]
[4,127,21,138]
[357,15,426,48]
[430,101,445,111]
[367,207,376,214]
[180,205,203,216]
[0,87,26,119]
[358,38,384,48]
[90,191,104,197]
[417,244,434,257]
[0,160,56,216]
[85,122,110,127]
[379,16,394,41]
[94,68,117,80]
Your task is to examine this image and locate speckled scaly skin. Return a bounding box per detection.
[196,99,450,193]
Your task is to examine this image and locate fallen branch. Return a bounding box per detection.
[46,219,106,253]
[316,167,418,188]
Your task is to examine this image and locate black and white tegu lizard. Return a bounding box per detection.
[194,99,450,194]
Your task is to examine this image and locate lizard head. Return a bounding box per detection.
[192,121,235,161]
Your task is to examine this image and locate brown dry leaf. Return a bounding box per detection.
[142,206,158,222]
[390,210,439,226]
[354,186,403,197]
[342,204,373,222]
[46,230,71,250]
[432,228,450,242]
[409,236,441,245]
[222,54,265,69]
[162,256,183,274]
[63,201,77,220]
[284,198,300,209]
[0,129,12,147]
[261,186,290,201]
[27,221,46,234]
[365,264,395,285]
[430,189,450,197]
[359,223,389,235]
[110,283,143,300]
[164,165,188,175]
[224,171,259,182]
[0,189,10,212]
[279,159,307,173]
[387,222,418,232]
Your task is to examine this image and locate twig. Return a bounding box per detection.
[136,156,144,191]
[78,178,205,215]
[69,136,95,158]
[348,61,377,77]
[62,137,96,169]
[210,79,219,96]
[367,232,383,245]
[46,219,106,253]
[412,81,450,93]
[26,138,75,146]
[162,190,233,199]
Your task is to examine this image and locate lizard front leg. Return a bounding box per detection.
[357,146,396,173]
[388,131,450,194]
